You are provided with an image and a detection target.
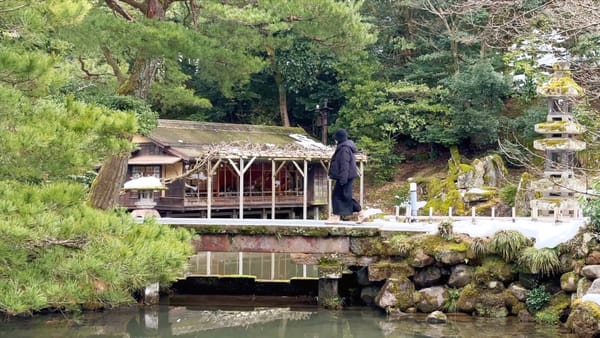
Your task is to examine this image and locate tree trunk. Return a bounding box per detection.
[89,1,168,210]
[118,55,161,99]
[89,55,160,210]
[266,45,290,127]
[274,70,290,127]
[88,153,129,210]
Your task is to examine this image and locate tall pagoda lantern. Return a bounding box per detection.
[530,62,586,219]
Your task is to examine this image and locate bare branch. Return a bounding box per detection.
[104,0,136,21]
[101,46,126,84]
[78,56,111,79]
[24,236,88,250]
[0,4,26,13]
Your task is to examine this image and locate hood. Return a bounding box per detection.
[337,139,358,153]
[333,129,348,143]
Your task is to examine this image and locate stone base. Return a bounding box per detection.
[131,209,161,219]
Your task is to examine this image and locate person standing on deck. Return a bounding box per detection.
[326,129,366,224]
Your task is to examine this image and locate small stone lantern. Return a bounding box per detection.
[123,176,165,218]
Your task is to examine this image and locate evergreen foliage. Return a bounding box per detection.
[0,181,193,315]
[0,1,194,315]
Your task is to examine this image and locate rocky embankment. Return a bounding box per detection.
[344,223,600,337]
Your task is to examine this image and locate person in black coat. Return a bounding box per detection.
[327,129,366,224]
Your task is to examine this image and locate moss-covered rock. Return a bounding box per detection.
[368,260,415,281]
[474,292,509,318]
[566,300,600,337]
[514,172,535,217]
[560,271,579,292]
[535,291,570,325]
[384,276,417,311]
[473,256,515,285]
[456,283,479,313]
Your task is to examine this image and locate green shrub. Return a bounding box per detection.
[526,286,551,313]
[499,184,517,206]
[519,247,560,276]
[469,237,491,258]
[445,288,461,313]
[489,230,531,262]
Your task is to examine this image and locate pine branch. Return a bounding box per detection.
[25,236,89,250]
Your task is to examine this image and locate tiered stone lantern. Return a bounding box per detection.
[530,62,586,219]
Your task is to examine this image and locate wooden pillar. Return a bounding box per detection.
[207,161,212,219]
[239,158,244,219]
[303,160,308,219]
[271,160,276,219]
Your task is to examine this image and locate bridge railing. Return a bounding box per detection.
[395,205,584,224]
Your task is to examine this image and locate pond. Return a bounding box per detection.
[0,295,576,338]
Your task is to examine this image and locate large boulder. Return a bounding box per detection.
[374,277,417,311]
[508,283,528,302]
[360,286,380,306]
[456,154,506,190]
[410,248,435,268]
[566,300,600,337]
[435,249,467,265]
[582,265,600,280]
[560,272,579,293]
[448,264,473,288]
[586,251,600,265]
[415,286,448,313]
[413,266,443,289]
[368,261,415,282]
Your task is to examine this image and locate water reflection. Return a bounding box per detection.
[0,298,576,338]
[187,252,319,280]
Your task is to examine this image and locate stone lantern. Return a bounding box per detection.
[530,62,586,219]
[123,176,165,218]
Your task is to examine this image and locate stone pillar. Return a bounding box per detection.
[144,282,160,305]
[318,264,343,309]
[318,278,339,308]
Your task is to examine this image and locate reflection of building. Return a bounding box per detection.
[120,119,366,219]
[530,62,585,219]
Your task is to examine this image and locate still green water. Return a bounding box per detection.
[0,296,576,338]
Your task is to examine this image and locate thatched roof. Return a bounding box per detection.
[145,119,361,161]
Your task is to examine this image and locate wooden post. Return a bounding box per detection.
[448,207,453,218]
[271,160,276,219]
[239,158,244,219]
[491,207,495,220]
[471,207,476,224]
[429,207,433,224]
[532,207,538,221]
[512,207,516,223]
[303,160,308,220]
[207,161,212,219]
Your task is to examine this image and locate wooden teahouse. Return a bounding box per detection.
[119,119,366,219]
